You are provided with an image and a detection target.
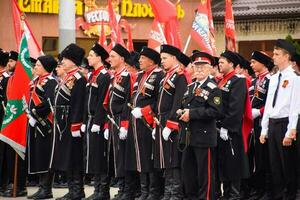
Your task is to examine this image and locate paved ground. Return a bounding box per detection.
[0,186,119,200]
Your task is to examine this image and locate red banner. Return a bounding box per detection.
[108,0,124,47]
[190,0,214,55]
[148,0,182,49]
[224,0,237,51]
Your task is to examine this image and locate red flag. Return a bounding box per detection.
[11,0,42,58]
[207,0,217,55]
[107,0,124,47]
[148,0,177,23]
[98,21,110,52]
[0,0,41,158]
[148,0,182,49]
[148,19,166,52]
[224,0,237,52]
[119,19,134,52]
[190,0,214,55]
[0,33,33,158]
[164,18,182,50]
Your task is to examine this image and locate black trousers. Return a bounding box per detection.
[0,141,26,190]
[182,146,215,200]
[268,118,297,199]
[248,119,271,193]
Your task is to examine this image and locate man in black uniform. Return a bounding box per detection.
[0,51,28,197]
[0,49,9,195]
[102,44,132,200]
[81,43,111,200]
[124,47,164,200]
[179,51,222,200]
[154,45,188,200]
[247,51,274,200]
[49,43,86,200]
[217,51,249,199]
[26,55,58,199]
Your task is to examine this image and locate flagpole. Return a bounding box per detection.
[13,153,18,198]
[157,22,167,44]
[183,34,191,54]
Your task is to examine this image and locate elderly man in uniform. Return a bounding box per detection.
[217,51,249,200]
[50,43,86,200]
[80,43,111,200]
[124,47,164,200]
[154,45,188,200]
[26,55,58,199]
[179,51,222,200]
[260,39,298,200]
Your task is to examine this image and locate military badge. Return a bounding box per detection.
[66,77,75,90]
[115,76,123,84]
[254,89,259,97]
[213,97,221,105]
[282,80,289,88]
[195,88,202,96]
[164,83,170,90]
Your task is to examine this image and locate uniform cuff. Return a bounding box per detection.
[259,107,264,116]
[71,123,82,132]
[121,121,129,129]
[166,120,179,131]
[104,123,109,129]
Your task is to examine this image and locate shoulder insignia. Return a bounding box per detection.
[188,82,195,87]
[3,72,10,78]
[73,72,82,80]
[47,75,54,80]
[100,68,107,74]
[121,71,129,77]
[235,74,245,78]
[207,82,217,89]
[153,68,162,72]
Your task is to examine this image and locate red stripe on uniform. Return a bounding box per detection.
[206,148,211,200]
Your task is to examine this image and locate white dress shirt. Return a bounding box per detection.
[288,76,300,130]
[261,65,298,137]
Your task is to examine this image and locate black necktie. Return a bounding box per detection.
[272,73,282,107]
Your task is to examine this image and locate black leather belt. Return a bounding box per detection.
[269,117,288,124]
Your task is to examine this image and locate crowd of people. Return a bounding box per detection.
[0,38,300,200]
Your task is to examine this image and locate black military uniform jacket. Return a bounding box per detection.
[0,71,12,123]
[181,78,222,148]
[218,72,247,133]
[217,71,249,181]
[106,67,132,177]
[125,66,164,173]
[83,66,110,174]
[249,70,270,111]
[154,65,188,169]
[50,68,86,172]
[27,73,57,174]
